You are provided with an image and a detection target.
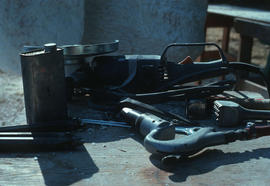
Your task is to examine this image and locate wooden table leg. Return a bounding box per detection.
[222,27,231,52]
[238,34,253,63]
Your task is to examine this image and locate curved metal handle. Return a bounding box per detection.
[144,127,229,156]
[160,42,228,66]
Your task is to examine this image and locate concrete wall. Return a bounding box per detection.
[82,0,208,60]
[0,0,84,73]
[0,0,208,74]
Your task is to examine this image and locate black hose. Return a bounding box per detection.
[157,67,231,91]
[110,84,233,99]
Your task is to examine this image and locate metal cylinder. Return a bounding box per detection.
[20,43,67,124]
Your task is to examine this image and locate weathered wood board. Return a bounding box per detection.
[1,74,270,185]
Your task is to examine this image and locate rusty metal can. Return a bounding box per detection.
[20,43,67,124]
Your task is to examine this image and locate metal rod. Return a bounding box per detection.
[80,119,131,128]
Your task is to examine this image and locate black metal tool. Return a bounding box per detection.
[186,90,266,120]
[121,107,270,157]
[120,98,196,126]
[86,43,231,94]
[214,100,270,127]
[67,42,270,104]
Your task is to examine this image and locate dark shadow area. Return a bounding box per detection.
[39,145,98,186]
[149,147,270,182]
[0,145,98,186]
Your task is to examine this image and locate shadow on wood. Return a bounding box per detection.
[149,147,270,183]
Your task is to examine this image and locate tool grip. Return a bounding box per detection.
[144,127,228,156]
[243,108,270,120]
[240,99,270,110]
[253,126,270,138]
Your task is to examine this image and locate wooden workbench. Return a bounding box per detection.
[1,79,270,185]
[204,4,270,64]
[208,4,270,23]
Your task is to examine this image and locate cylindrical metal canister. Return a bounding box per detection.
[20,43,67,124]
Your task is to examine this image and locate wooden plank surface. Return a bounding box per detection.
[208,4,270,24]
[1,75,270,185]
[0,99,270,185]
[234,18,270,45]
[1,126,270,185]
[236,79,269,98]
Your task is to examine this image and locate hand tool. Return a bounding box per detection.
[186,91,267,120]
[86,43,232,94]
[232,98,270,110]
[120,98,196,126]
[69,42,270,104]
[214,100,270,127]
[159,43,270,96]
[121,107,270,157]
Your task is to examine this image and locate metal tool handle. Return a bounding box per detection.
[121,107,247,156]
[238,99,270,110]
[144,127,231,156]
[160,42,228,66]
[242,107,270,120]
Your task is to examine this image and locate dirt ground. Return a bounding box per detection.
[0,72,26,126]
[0,71,26,126]
[206,27,270,67]
[0,28,269,126]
